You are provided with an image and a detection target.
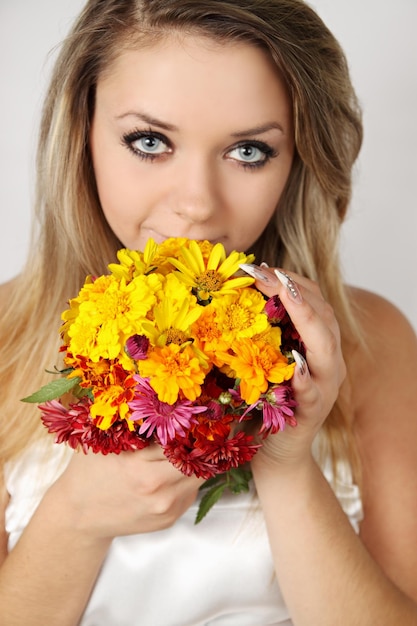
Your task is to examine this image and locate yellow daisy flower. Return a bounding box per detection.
[168,240,255,301]
[142,289,202,348]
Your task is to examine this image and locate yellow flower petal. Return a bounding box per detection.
[207,242,226,271]
[143,238,158,264]
[182,241,205,275]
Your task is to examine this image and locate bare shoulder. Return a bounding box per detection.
[347,285,417,430]
[349,285,416,340]
[347,286,417,403]
[347,287,417,599]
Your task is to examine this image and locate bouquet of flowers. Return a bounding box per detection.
[23,238,302,521]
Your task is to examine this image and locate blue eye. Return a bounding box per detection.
[122,130,171,159]
[227,141,276,168]
[230,145,264,163]
[135,135,167,154]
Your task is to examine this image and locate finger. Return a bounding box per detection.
[129,445,205,487]
[240,263,321,300]
[291,348,343,427]
[252,268,340,354]
[241,264,334,331]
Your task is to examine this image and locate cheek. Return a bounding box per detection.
[90,124,144,228]
[230,177,285,243]
[92,154,149,236]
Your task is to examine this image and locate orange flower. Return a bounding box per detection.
[220,338,295,405]
[138,343,209,405]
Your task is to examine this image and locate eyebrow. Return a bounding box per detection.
[116,111,284,136]
[230,122,284,137]
[116,111,178,132]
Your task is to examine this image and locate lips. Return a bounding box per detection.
[142,227,226,246]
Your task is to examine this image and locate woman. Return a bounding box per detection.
[0,1,416,624]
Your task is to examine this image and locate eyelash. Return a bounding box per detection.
[231,140,277,170]
[121,129,277,169]
[122,129,171,161]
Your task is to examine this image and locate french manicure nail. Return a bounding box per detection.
[292,349,309,377]
[274,269,303,303]
[239,263,271,282]
[260,261,269,268]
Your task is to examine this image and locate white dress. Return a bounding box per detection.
[4,438,363,626]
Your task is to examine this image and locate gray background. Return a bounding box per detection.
[1,0,416,329]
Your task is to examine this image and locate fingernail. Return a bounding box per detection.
[292,350,309,377]
[274,269,303,303]
[239,263,272,283]
[260,261,269,268]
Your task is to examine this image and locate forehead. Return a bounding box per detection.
[95,34,292,132]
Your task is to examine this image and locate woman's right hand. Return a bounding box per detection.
[50,444,202,538]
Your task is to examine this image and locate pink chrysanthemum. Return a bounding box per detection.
[129,376,207,445]
[241,383,297,435]
[40,398,148,454]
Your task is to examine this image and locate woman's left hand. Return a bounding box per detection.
[249,266,346,467]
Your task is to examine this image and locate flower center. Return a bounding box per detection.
[166,328,188,345]
[224,304,251,331]
[196,270,223,293]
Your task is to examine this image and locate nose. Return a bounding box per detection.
[171,154,220,224]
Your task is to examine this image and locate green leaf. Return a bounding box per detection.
[195,468,254,522]
[198,473,227,492]
[21,376,82,403]
[228,467,252,493]
[195,482,227,524]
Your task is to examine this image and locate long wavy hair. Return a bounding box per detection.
[0,0,363,475]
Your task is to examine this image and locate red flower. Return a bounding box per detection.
[199,431,261,472]
[191,400,234,442]
[39,398,149,454]
[163,430,260,479]
[162,437,216,479]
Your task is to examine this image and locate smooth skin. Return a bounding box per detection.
[1,34,417,625]
[89,36,294,253]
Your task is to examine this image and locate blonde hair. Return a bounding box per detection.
[0,0,363,474]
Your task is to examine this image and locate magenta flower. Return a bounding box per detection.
[240,383,297,435]
[129,376,207,445]
[125,334,149,360]
[264,294,287,323]
[261,384,297,434]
